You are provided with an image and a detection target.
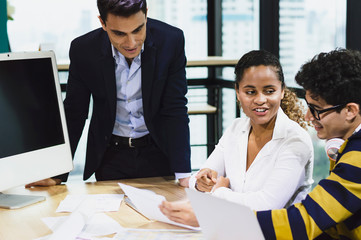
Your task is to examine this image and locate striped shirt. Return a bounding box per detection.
[257,129,361,240]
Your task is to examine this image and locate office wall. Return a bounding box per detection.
[0,0,10,53]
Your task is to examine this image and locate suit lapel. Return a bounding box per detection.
[141,30,156,121]
[99,34,117,121]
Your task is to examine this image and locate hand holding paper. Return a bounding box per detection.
[118,183,200,231]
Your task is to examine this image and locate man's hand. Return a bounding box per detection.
[195,168,218,192]
[25,178,61,188]
[178,177,190,187]
[212,176,230,192]
[159,200,199,227]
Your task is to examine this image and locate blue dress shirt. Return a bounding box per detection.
[111,45,149,138]
[110,45,190,180]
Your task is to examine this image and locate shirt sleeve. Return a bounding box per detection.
[174,172,191,180]
[213,136,312,211]
[256,150,361,239]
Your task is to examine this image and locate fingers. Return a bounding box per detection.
[195,169,218,192]
[195,168,217,182]
[211,176,230,192]
[159,200,199,227]
[25,178,59,188]
[195,179,213,192]
[178,177,190,187]
[207,170,218,183]
[159,201,185,221]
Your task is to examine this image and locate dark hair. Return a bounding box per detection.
[97,0,147,22]
[235,50,308,129]
[295,48,361,112]
[234,50,284,90]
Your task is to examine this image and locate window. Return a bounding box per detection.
[7,0,209,177]
[279,0,346,187]
[221,0,259,130]
[7,0,99,64]
[279,0,346,87]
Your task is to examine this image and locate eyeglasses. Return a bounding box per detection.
[306,102,346,120]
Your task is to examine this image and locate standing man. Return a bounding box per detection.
[28,0,191,187]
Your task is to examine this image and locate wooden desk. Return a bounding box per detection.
[57,57,238,71]
[0,177,189,240]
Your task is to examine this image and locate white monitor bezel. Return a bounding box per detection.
[0,51,73,192]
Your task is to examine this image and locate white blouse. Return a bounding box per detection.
[189,109,314,211]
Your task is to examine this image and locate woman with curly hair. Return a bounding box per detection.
[159,50,314,227]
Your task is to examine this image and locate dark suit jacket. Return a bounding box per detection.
[63,18,191,181]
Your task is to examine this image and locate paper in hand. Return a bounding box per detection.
[118,183,200,231]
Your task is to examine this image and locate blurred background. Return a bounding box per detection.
[2,0,360,188]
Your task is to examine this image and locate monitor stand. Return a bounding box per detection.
[0,192,45,209]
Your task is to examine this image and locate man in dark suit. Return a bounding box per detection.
[26,0,191,187]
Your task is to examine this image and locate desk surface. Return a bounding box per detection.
[57,56,238,71]
[0,177,189,240]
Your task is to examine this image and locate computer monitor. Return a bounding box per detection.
[0,51,73,209]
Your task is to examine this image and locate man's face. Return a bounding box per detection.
[99,11,147,63]
[305,90,349,140]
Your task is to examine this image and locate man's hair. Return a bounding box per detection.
[97,0,147,23]
[234,50,285,90]
[295,48,361,108]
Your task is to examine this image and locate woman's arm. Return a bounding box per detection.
[213,137,313,211]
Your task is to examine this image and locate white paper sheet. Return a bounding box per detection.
[78,213,124,239]
[56,194,124,213]
[118,183,201,231]
[38,213,123,240]
[47,210,91,240]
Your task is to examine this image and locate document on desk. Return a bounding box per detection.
[36,210,92,240]
[56,194,124,213]
[37,212,123,240]
[118,183,200,231]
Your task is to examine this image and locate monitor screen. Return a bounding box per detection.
[0,58,64,158]
[0,51,73,208]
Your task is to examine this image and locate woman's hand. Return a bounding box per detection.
[212,176,230,192]
[159,200,199,227]
[195,168,218,192]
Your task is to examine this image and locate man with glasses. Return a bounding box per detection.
[256,48,361,239]
[306,101,346,121]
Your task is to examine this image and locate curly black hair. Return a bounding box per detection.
[295,48,361,110]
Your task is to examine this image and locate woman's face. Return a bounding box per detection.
[236,65,284,127]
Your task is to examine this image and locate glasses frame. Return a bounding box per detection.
[306,101,346,120]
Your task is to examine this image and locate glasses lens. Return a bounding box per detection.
[308,105,319,120]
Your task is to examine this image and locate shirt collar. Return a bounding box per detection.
[272,108,288,139]
[239,107,287,140]
[354,123,361,135]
